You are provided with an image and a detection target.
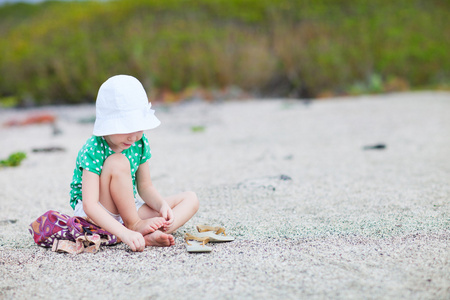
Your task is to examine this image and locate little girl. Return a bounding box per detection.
[69,75,199,252]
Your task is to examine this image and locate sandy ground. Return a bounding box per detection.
[0,92,449,299]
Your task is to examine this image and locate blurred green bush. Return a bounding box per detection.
[0,0,448,105]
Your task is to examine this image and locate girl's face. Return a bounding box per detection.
[104,131,144,153]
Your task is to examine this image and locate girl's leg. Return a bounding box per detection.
[138,191,199,234]
[99,153,165,234]
[138,191,199,246]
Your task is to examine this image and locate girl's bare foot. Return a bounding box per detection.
[131,217,165,236]
[143,230,175,247]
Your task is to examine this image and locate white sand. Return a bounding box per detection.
[0,92,449,299]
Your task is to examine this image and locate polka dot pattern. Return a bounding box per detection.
[69,134,152,209]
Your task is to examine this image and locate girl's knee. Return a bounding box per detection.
[103,153,130,175]
[185,191,199,211]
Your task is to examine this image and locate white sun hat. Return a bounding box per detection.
[93,75,161,136]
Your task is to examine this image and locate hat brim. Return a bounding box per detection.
[93,109,161,136]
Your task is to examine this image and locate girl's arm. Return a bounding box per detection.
[136,161,174,224]
[82,170,145,251]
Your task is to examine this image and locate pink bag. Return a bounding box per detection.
[29,210,119,254]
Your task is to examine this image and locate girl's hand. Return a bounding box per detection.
[159,203,174,231]
[120,229,145,252]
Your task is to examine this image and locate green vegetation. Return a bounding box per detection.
[191,125,206,133]
[0,0,448,105]
[0,152,27,167]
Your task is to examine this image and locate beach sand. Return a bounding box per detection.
[0,92,449,299]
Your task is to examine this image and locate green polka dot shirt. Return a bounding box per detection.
[69,134,151,210]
